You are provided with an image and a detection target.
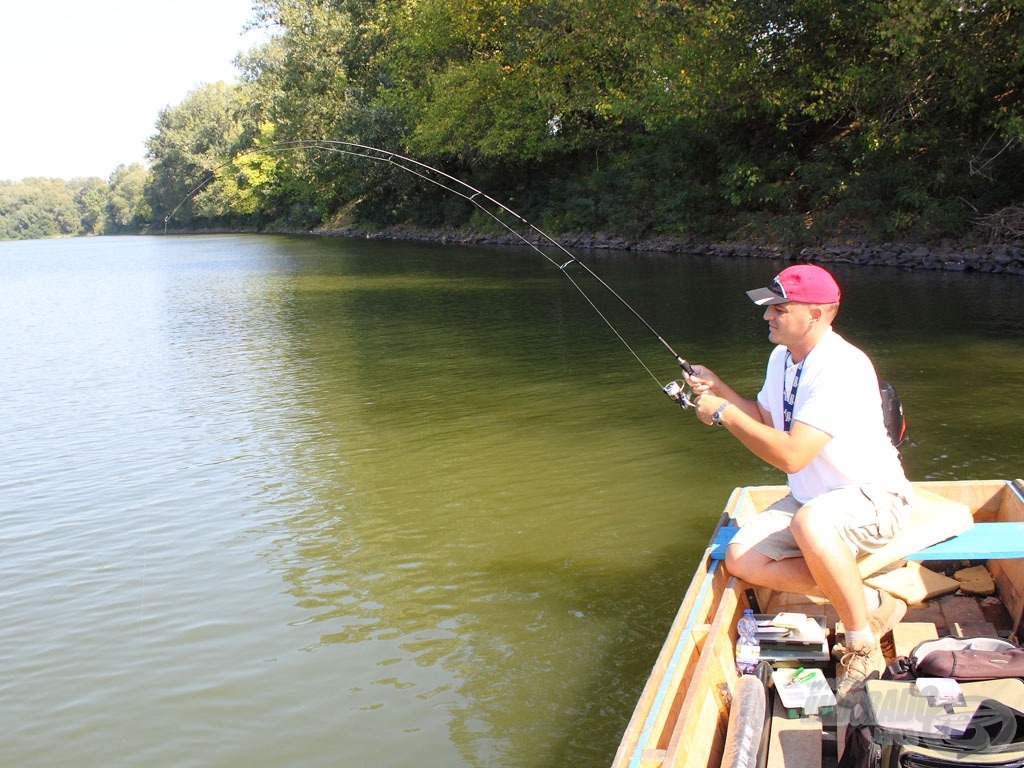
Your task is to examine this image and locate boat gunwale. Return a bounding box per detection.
[612,487,747,768]
[613,478,1021,768]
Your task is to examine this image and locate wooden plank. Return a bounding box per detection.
[1000,479,1024,521]
[767,695,822,768]
[865,562,960,604]
[651,568,731,752]
[614,575,712,763]
[612,508,735,768]
[735,486,789,525]
[891,622,938,657]
[938,594,985,626]
[992,481,1024,635]
[952,621,999,638]
[991,557,1024,633]
[668,623,734,768]
[663,575,743,768]
[910,480,1008,521]
[903,601,948,635]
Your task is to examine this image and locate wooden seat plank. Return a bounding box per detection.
[707,522,1024,562]
[904,522,1024,560]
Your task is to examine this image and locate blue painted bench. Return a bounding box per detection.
[708,485,1024,578]
[709,521,1024,563]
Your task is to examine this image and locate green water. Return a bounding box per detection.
[0,234,1020,767]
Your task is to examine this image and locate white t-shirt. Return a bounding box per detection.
[756,328,911,504]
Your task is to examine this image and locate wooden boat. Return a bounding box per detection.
[612,479,1024,768]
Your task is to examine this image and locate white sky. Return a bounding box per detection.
[0,0,269,181]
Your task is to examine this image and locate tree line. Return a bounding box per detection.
[0,166,150,240]
[5,0,1023,245]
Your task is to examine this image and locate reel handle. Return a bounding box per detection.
[663,359,698,408]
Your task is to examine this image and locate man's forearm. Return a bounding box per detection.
[717,406,828,474]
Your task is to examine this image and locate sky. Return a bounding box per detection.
[0,0,269,182]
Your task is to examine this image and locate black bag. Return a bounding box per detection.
[840,679,1024,768]
[879,380,908,448]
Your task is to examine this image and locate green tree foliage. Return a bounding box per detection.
[230,1,419,228]
[0,178,103,240]
[144,82,249,225]
[641,0,1024,239]
[107,164,152,232]
[20,0,1023,243]
[75,178,110,235]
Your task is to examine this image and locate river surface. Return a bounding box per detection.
[1,235,1021,767]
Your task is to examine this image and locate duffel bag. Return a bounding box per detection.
[886,638,1024,682]
[914,638,1024,682]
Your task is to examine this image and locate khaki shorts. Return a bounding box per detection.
[729,485,911,562]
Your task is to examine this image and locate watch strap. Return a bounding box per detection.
[712,403,731,425]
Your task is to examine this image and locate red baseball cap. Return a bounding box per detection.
[746,264,841,306]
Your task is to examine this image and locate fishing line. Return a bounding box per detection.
[166,140,697,404]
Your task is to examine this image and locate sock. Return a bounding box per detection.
[846,626,875,646]
[863,586,881,612]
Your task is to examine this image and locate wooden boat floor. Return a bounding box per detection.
[767,583,1014,641]
[762,576,1015,768]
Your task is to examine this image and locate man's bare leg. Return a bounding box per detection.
[725,545,819,595]
[789,503,869,630]
[724,505,867,631]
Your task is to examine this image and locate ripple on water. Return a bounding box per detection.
[1,236,1021,768]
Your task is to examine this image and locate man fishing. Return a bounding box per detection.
[682,264,912,698]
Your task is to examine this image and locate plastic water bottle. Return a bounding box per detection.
[735,608,760,675]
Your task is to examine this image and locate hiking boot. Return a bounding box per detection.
[835,638,885,700]
[832,588,907,659]
[868,588,907,638]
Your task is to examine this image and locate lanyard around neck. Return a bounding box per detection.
[782,352,804,432]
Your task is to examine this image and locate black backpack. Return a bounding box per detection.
[880,380,908,448]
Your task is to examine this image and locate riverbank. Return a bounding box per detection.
[315,225,1024,276]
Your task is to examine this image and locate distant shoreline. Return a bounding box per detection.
[154,222,1024,275]
[305,225,1024,276]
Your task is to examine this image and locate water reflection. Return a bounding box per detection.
[1,235,1020,768]
[257,242,1024,765]
[211,239,1024,765]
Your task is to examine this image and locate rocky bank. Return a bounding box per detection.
[319,226,1024,276]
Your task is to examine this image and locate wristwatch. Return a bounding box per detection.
[711,403,731,426]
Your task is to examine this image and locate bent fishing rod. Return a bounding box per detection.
[166,139,699,408]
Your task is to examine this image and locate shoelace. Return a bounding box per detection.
[840,649,875,678]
